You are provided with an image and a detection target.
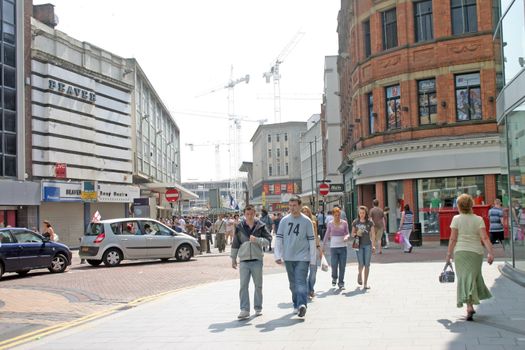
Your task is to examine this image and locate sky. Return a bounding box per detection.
[33,0,340,182]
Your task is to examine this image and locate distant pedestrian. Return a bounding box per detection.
[231,205,272,320]
[42,220,56,242]
[323,207,350,289]
[324,210,334,226]
[273,212,282,237]
[225,215,235,245]
[316,209,326,240]
[446,194,494,321]
[369,199,386,254]
[351,206,376,289]
[275,196,316,318]
[214,215,227,253]
[398,204,414,253]
[383,206,391,248]
[260,208,273,252]
[301,205,323,299]
[488,199,504,245]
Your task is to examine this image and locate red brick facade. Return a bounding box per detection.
[338,0,500,225]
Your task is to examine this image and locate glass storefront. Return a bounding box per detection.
[385,180,404,233]
[417,176,485,234]
[504,101,525,271]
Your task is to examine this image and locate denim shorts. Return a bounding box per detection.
[356,244,372,267]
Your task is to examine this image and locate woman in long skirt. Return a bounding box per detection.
[446,194,494,321]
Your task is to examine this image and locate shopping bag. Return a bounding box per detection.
[394,231,402,244]
[320,255,329,272]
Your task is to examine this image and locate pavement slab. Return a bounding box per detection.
[10,260,525,350]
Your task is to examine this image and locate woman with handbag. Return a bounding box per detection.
[446,194,494,321]
[301,206,324,299]
[398,204,414,253]
[351,206,376,290]
[322,207,350,289]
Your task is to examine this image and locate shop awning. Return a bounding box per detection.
[143,182,199,200]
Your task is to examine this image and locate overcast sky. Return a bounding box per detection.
[33,0,339,182]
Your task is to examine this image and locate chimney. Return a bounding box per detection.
[33,3,58,29]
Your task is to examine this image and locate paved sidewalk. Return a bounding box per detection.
[13,259,525,350]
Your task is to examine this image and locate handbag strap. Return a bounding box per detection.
[443,261,454,272]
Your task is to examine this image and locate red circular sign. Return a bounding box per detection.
[165,189,180,202]
[319,183,329,196]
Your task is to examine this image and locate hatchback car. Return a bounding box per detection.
[79,218,201,267]
[0,228,72,280]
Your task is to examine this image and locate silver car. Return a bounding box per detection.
[79,218,200,267]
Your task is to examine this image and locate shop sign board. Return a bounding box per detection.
[98,184,140,203]
[41,181,82,202]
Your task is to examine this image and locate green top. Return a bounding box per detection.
[450,214,485,255]
[430,197,441,209]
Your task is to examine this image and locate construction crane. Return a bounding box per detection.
[263,31,305,123]
[192,67,252,208]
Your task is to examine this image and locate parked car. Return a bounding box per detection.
[79,218,201,267]
[0,228,72,280]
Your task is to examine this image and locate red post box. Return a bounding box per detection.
[438,208,458,245]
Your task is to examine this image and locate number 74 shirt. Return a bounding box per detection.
[274,213,317,265]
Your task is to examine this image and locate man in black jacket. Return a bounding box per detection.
[231,205,272,319]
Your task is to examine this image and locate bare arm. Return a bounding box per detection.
[370,224,376,252]
[480,227,494,264]
[446,228,458,263]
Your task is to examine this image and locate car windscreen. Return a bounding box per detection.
[85,223,104,236]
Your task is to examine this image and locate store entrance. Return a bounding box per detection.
[0,209,17,227]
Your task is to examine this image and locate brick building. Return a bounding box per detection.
[337,0,502,236]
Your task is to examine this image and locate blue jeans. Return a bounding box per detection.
[284,261,309,309]
[307,264,318,294]
[330,247,347,286]
[356,244,372,267]
[239,260,263,311]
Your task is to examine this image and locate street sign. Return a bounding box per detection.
[330,183,344,193]
[165,188,180,202]
[319,183,329,196]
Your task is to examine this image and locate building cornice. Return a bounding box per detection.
[348,135,500,161]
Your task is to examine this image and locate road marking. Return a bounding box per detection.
[0,287,191,350]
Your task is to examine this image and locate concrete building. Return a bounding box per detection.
[321,55,344,211]
[337,0,501,236]
[494,0,525,284]
[299,115,323,210]
[250,122,306,212]
[0,1,39,229]
[182,180,246,214]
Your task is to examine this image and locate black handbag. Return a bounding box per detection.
[439,262,455,283]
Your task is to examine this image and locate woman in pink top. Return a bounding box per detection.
[323,207,350,289]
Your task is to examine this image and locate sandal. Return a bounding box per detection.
[466,310,475,321]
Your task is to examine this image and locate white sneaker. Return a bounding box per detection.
[298,305,307,317]
[293,308,298,314]
[237,310,250,319]
[255,309,262,316]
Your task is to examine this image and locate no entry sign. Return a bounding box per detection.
[165,188,180,202]
[319,183,329,196]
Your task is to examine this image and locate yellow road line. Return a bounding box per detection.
[0,287,190,350]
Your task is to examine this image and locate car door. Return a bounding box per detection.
[142,221,175,258]
[0,230,19,272]
[112,221,149,259]
[13,230,51,269]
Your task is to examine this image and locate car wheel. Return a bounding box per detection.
[103,248,123,267]
[175,244,193,261]
[48,254,68,273]
[86,259,102,266]
[16,269,30,276]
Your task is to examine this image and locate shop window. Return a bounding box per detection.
[455,72,482,121]
[414,0,433,42]
[418,79,437,125]
[417,176,484,234]
[382,8,398,50]
[451,0,477,35]
[363,19,371,58]
[385,85,401,130]
[368,92,375,134]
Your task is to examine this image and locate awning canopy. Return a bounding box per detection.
[144,182,199,200]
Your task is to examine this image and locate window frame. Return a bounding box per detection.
[454,72,482,121]
[367,92,375,134]
[451,0,478,35]
[363,19,371,58]
[385,85,401,130]
[417,78,438,125]
[382,8,398,50]
[414,0,434,42]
